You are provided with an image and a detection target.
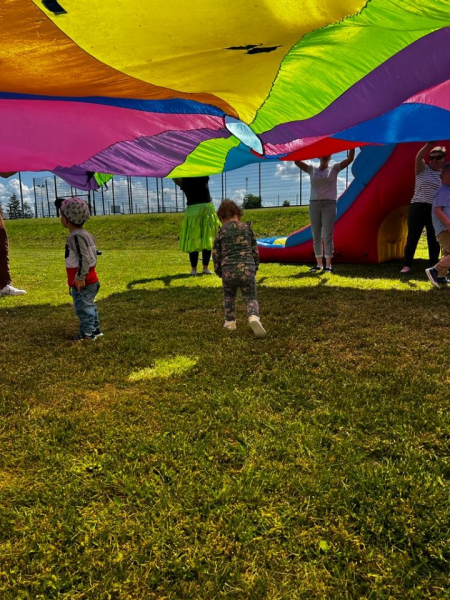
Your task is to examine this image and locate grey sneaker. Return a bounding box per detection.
[73,332,96,341]
[0,284,27,296]
[248,315,266,338]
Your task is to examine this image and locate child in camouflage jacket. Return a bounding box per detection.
[213,200,266,338]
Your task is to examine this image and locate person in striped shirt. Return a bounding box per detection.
[400,143,446,274]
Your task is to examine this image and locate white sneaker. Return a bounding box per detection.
[202,268,213,275]
[248,315,266,338]
[190,268,197,276]
[224,320,237,330]
[400,266,411,274]
[0,284,27,296]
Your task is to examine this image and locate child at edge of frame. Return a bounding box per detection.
[59,197,102,341]
[213,199,266,338]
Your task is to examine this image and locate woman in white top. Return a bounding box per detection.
[295,150,355,272]
[400,143,446,274]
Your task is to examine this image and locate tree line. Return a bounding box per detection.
[0,194,34,219]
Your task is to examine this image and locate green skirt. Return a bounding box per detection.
[179,203,220,253]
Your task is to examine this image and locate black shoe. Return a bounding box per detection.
[309,265,323,273]
[436,277,449,286]
[93,328,103,337]
[324,266,333,273]
[425,267,447,288]
[73,332,96,341]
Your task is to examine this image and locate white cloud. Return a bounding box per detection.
[274,162,302,181]
[0,178,33,209]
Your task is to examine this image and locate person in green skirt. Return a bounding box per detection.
[174,176,220,275]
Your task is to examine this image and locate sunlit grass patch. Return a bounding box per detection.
[128,355,198,381]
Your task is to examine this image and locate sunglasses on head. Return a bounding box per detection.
[429,154,444,160]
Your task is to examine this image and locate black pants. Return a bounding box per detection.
[189,250,211,268]
[0,215,11,289]
[403,202,440,267]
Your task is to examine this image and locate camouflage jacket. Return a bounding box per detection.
[213,221,259,277]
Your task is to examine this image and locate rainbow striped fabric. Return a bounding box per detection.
[1,0,449,176]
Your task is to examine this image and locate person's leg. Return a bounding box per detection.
[71,283,99,337]
[435,232,450,278]
[0,214,12,289]
[240,270,266,338]
[308,201,323,268]
[222,269,238,325]
[189,251,199,275]
[434,252,450,272]
[201,249,212,274]
[240,269,259,318]
[402,203,426,269]
[424,204,441,264]
[202,249,211,266]
[321,200,337,269]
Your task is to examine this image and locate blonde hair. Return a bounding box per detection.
[430,146,446,156]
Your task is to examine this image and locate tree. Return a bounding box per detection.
[22,202,34,219]
[282,200,290,207]
[6,194,22,219]
[242,193,262,210]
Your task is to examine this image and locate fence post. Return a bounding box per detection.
[156,178,160,212]
[101,185,105,215]
[45,180,50,217]
[33,179,38,218]
[299,170,303,205]
[146,177,150,213]
[18,172,24,216]
[258,163,261,200]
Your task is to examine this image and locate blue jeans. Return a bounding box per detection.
[70,282,100,336]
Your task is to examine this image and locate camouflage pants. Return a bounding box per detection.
[222,268,259,321]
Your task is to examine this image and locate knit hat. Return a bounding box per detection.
[60,197,90,225]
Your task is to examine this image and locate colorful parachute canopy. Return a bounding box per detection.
[1,0,450,177]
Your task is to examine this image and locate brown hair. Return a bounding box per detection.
[217,199,243,221]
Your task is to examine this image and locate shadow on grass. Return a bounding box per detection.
[127,274,194,288]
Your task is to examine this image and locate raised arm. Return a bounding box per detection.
[415,142,435,175]
[339,148,355,171]
[294,160,310,174]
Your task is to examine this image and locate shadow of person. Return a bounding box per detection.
[127,274,193,289]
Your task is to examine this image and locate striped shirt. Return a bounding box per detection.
[411,165,441,205]
[65,229,98,287]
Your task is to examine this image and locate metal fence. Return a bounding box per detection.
[24,154,355,218]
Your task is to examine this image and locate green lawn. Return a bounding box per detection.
[1,210,449,599]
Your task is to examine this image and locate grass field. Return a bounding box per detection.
[1,209,449,599]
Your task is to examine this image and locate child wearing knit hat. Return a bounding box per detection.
[60,198,102,341]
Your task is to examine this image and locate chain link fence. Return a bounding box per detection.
[28,153,354,218]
